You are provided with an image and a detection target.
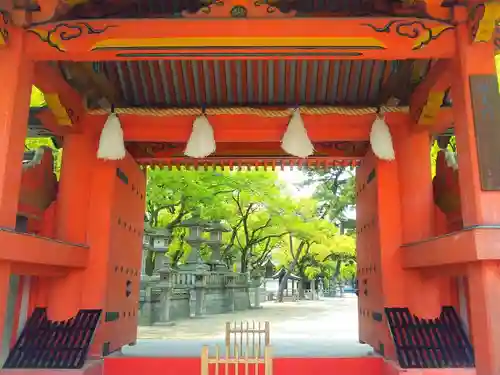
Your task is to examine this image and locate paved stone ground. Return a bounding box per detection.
[121,295,374,357]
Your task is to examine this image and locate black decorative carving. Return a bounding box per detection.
[271,0,366,14]
[230,5,247,17]
[3,308,102,369]
[254,1,279,14]
[385,306,474,369]
[28,22,114,52]
[198,0,224,15]
[362,20,454,50]
[316,141,369,156]
[69,0,211,19]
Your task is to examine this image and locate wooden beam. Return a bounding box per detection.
[88,112,417,143]
[86,109,452,142]
[25,17,456,61]
[402,227,500,268]
[0,228,88,269]
[32,108,77,137]
[33,62,86,129]
[62,62,123,107]
[11,263,72,277]
[378,60,414,105]
[409,59,452,130]
[127,141,369,161]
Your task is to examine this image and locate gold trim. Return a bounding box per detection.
[92,37,386,50]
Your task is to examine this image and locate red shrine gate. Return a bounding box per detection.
[0,0,500,375]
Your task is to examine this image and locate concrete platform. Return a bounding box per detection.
[122,338,374,357]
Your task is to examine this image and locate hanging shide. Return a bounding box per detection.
[93,105,400,162]
[369,113,395,161]
[97,112,127,160]
[184,115,216,158]
[281,108,314,158]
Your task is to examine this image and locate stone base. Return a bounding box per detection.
[251,305,263,309]
[189,315,205,319]
[178,263,210,272]
[154,321,176,327]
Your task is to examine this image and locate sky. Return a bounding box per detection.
[277,168,356,220]
[277,169,316,198]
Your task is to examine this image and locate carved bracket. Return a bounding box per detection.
[409,59,451,129]
[471,2,500,43]
[33,62,87,130]
[44,93,75,126]
[182,0,295,18]
[417,90,446,126]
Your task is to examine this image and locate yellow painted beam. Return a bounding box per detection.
[474,2,500,43]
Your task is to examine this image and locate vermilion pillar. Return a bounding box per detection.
[47,127,96,321]
[0,28,33,363]
[392,119,443,319]
[451,9,500,375]
[56,130,95,244]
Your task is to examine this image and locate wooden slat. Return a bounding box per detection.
[203,321,272,375]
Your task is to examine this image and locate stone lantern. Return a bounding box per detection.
[178,213,210,272]
[206,221,230,271]
[143,226,172,273]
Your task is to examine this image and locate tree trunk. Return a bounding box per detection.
[277,271,289,302]
[277,236,305,302]
[240,252,248,273]
[298,279,305,299]
[331,260,343,292]
[277,261,297,302]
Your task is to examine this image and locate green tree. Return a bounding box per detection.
[218,170,290,272]
[30,86,46,108]
[145,167,292,273]
[274,208,355,300]
[24,137,62,178]
[273,199,328,301]
[301,167,356,222]
[430,136,456,177]
[297,167,357,291]
[145,167,231,269]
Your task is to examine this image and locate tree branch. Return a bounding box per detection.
[249,217,273,243]
[251,237,279,268]
[166,197,188,230]
[249,232,289,248]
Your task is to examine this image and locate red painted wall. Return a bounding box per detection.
[104,357,384,375]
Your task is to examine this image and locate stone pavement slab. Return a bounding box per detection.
[124,296,373,358]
